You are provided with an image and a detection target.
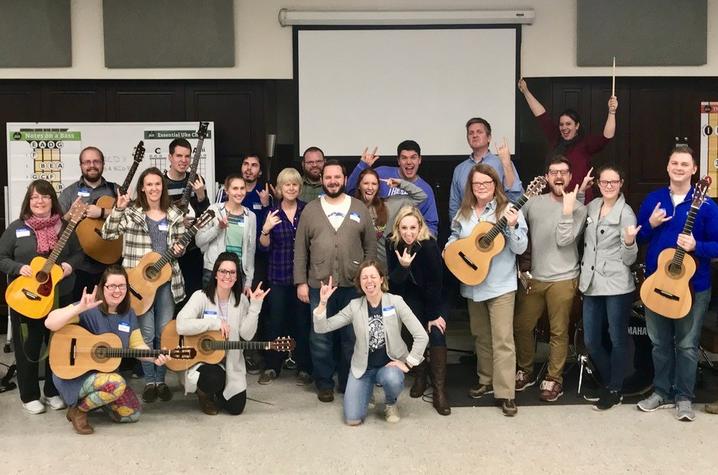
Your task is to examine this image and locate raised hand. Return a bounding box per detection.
[77,285,102,312]
[395,248,416,268]
[250,281,271,301]
[503,206,519,228]
[517,78,528,94]
[191,177,206,201]
[258,183,271,207]
[318,276,337,304]
[608,95,619,114]
[561,184,579,215]
[262,209,281,234]
[624,224,642,245]
[648,202,672,229]
[361,146,380,167]
[496,137,511,163]
[116,190,131,210]
[579,167,595,193]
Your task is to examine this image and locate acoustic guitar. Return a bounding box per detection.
[640,176,711,319]
[49,324,196,379]
[444,176,547,286]
[176,121,210,215]
[75,141,145,264]
[161,320,295,372]
[126,209,215,315]
[5,201,87,319]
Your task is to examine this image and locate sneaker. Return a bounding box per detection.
[258,369,277,385]
[515,370,536,392]
[283,356,297,371]
[44,395,67,410]
[675,400,695,421]
[384,404,400,423]
[22,399,46,414]
[539,379,564,402]
[156,383,173,401]
[502,399,518,417]
[295,371,313,386]
[142,384,158,403]
[637,393,674,412]
[581,388,602,402]
[593,390,622,411]
[705,400,718,414]
[317,388,334,403]
[468,383,494,399]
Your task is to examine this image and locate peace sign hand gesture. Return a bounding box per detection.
[395,248,416,268]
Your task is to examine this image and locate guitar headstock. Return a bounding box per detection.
[68,200,89,224]
[691,176,712,208]
[169,347,197,360]
[525,176,548,198]
[269,336,296,352]
[132,141,145,163]
[197,121,210,140]
[194,209,215,229]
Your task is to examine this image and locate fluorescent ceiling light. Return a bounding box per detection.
[278,9,534,26]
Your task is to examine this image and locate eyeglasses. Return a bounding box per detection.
[217,269,237,277]
[547,170,570,177]
[471,180,495,189]
[598,180,621,188]
[29,194,52,202]
[80,160,102,166]
[104,284,127,291]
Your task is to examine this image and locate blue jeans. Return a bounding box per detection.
[645,288,711,402]
[309,286,357,391]
[138,283,174,384]
[265,283,312,374]
[344,365,405,423]
[582,293,632,391]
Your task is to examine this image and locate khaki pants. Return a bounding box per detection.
[468,292,516,399]
[513,278,577,384]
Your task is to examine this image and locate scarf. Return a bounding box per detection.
[552,135,580,157]
[24,214,61,254]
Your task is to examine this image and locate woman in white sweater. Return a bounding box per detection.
[176,252,269,415]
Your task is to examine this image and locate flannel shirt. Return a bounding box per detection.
[261,200,306,285]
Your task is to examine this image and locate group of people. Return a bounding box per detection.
[2,79,717,435]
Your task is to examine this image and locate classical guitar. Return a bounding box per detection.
[126,209,215,315]
[161,320,295,372]
[444,176,547,286]
[75,141,145,264]
[176,121,210,215]
[5,201,87,319]
[49,324,196,379]
[640,176,711,319]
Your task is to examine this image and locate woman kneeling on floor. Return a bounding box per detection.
[45,266,168,435]
[177,252,269,415]
[313,260,428,425]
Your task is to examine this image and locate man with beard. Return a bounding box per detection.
[449,117,523,222]
[299,146,325,203]
[59,146,119,299]
[164,138,210,297]
[512,156,587,402]
[294,160,377,402]
[347,140,438,236]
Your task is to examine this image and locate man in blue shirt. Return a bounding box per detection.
[347,140,438,236]
[449,117,523,222]
[635,145,718,421]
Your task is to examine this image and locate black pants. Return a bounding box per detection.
[263,283,312,375]
[178,247,204,299]
[71,269,104,302]
[403,288,447,348]
[197,364,247,415]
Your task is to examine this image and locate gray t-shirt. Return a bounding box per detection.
[146,216,169,253]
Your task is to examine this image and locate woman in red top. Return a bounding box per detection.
[518,78,618,202]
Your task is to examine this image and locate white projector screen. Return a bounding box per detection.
[297,27,518,157]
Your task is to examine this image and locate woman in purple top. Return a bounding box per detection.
[518,78,618,202]
[257,168,311,385]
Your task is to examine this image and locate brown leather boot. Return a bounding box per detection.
[410,359,428,398]
[67,406,94,435]
[197,389,219,415]
[429,346,451,416]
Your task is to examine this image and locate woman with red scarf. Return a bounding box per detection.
[0,179,82,414]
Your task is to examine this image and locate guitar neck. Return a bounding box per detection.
[178,137,206,208]
[208,340,272,351]
[149,223,202,273]
[672,202,700,267]
[119,160,142,195]
[42,220,80,273]
[102,348,170,358]
[480,192,530,245]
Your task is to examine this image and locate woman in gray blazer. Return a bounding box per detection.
[313,260,428,425]
[579,165,639,411]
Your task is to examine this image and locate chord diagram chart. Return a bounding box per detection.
[31,142,64,193]
[700,102,718,197]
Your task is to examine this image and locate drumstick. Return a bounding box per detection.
[611,56,616,97]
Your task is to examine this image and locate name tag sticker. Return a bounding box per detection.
[382,305,396,317]
[158,223,169,232]
[77,190,90,198]
[15,228,31,238]
[586,217,593,224]
[203,310,219,319]
[118,322,130,333]
[253,203,263,210]
[349,212,361,223]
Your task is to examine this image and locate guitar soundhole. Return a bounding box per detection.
[35,271,49,284]
[200,338,212,352]
[144,266,159,281]
[667,263,683,277]
[476,235,491,251]
[94,345,109,361]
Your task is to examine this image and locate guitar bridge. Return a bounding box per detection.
[654,288,680,301]
[458,251,478,271]
[21,289,41,301]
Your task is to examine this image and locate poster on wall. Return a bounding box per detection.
[5,122,215,222]
[700,102,718,197]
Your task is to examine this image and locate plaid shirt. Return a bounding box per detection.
[101,204,187,303]
[262,200,306,285]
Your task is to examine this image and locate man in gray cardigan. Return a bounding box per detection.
[294,159,377,402]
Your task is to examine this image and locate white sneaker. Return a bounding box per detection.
[44,395,67,410]
[384,404,400,423]
[22,400,46,414]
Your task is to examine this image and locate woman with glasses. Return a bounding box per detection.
[446,164,528,417]
[45,266,169,434]
[176,252,270,415]
[0,180,82,414]
[101,167,186,404]
[578,165,638,410]
[518,78,618,202]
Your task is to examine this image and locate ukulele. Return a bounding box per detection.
[49,324,196,379]
[176,121,210,215]
[640,176,711,319]
[5,201,87,319]
[75,141,145,264]
[444,176,547,286]
[161,321,295,372]
[125,209,215,315]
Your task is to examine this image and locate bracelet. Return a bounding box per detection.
[261,230,270,236]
